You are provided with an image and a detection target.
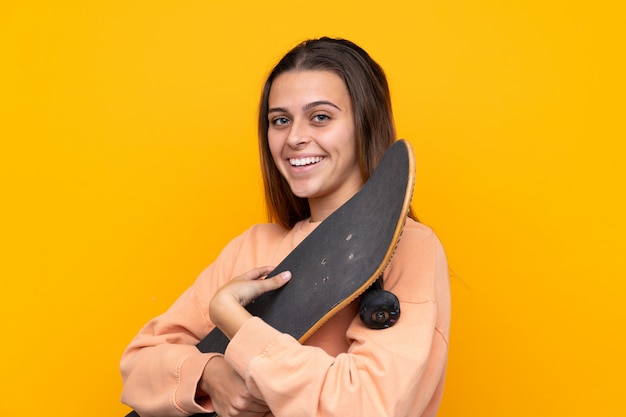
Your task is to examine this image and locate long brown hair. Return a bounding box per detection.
[258,37,413,229]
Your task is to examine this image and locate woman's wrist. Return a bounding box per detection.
[197,355,223,398]
[209,295,252,340]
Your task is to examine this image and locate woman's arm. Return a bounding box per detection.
[221,224,451,417]
[197,355,270,417]
[120,224,290,417]
[209,266,291,340]
[120,283,222,416]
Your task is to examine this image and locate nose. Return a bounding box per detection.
[286,120,310,148]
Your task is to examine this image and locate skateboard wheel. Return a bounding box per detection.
[359,289,401,329]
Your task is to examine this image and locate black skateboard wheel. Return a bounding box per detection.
[359,289,401,329]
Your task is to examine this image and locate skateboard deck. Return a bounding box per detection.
[125,139,415,417]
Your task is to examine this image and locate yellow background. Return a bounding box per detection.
[1,1,624,416]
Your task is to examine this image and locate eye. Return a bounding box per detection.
[271,116,290,127]
[312,114,330,123]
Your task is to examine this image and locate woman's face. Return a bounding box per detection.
[267,70,362,214]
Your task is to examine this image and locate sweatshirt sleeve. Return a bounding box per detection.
[120,231,249,417]
[224,224,451,417]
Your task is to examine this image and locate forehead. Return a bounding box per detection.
[268,70,351,108]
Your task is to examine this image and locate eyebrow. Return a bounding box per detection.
[268,100,342,114]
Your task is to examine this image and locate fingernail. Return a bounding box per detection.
[280,271,292,280]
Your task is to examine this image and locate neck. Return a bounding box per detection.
[308,183,362,223]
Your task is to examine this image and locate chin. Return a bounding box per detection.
[288,182,321,199]
[290,187,321,199]
[291,191,314,199]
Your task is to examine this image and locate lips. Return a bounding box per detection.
[289,156,324,167]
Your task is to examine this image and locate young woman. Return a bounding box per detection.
[121,37,451,417]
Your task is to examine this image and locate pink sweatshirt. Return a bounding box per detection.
[121,218,451,416]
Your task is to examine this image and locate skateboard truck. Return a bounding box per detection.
[359,277,401,329]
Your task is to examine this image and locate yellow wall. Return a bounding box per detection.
[1,1,624,415]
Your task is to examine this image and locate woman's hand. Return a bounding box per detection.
[209,266,291,340]
[201,268,290,416]
[199,356,270,417]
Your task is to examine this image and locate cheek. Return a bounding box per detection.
[267,132,284,166]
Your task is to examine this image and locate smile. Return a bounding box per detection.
[289,156,324,167]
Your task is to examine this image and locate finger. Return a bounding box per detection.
[228,271,291,307]
[237,266,275,282]
[238,271,292,303]
[258,270,291,292]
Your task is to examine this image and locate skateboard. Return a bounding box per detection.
[125,139,415,417]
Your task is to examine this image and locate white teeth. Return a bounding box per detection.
[289,156,323,167]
